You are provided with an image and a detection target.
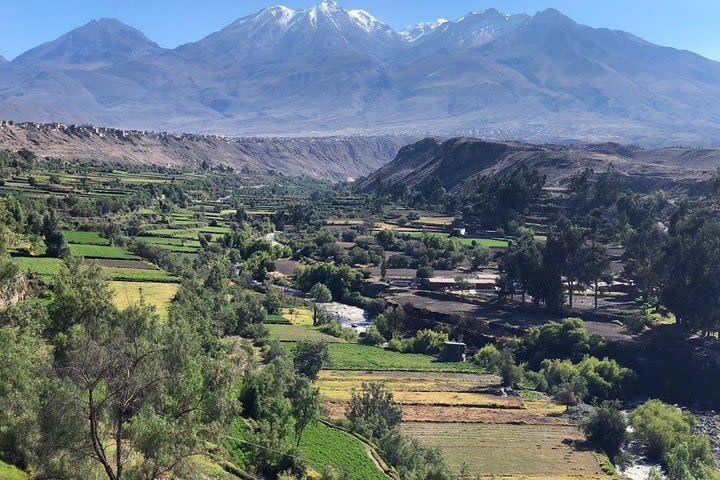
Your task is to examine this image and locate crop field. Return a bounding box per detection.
[407,232,509,248]
[401,423,607,479]
[110,281,179,320]
[11,256,63,276]
[317,370,499,393]
[300,423,387,480]
[135,236,202,247]
[283,342,481,372]
[102,267,180,282]
[267,324,344,343]
[63,230,110,245]
[68,243,138,259]
[282,307,314,326]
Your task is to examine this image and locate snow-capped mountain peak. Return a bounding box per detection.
[400,18,449,42]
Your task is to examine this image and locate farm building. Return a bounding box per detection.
[439,341,467,362]
[423,273,498,291]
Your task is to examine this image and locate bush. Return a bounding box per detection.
[416,265,434,278]
[360,325,386,346]
[499,350,521,388]
[473,344,502,373]
[583,402,627,456]
[317,321,358,342]
[666,436,718,480]
[409,329,448,355]
[243,322,270,344]
[630,400,694,463]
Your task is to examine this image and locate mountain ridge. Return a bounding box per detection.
[1,3,720,146]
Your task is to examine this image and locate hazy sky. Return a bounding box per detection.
[2,0,718,61]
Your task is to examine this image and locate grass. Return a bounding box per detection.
[300,423,386,480]
[11,256,63,276]
[134,236,202,247]
[282,307,314,326]
[407,232,509,248]
[102,267,180,283]
[284,342,480,372]
[267,324,344,343]
[265,313,291,324]
[68,243,138,259]
[63,230,110,245]
[401,423,605,478]
[0,460,29,480]
[110,281,179,320]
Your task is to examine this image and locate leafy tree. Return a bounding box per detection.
[666,435,718,480]
[416,265,434,278]
[0,327,51,468]
[346,382,402,439]
[499,350,521,388]
[293,340,330,380]
[630,400,694,462]
[544,218,589,308]
[360,325,386,346]
[310,282,333,303]
[43,213,69,258]
[473,344,502,373]
[288,376,321,447]
[583,402,627,456]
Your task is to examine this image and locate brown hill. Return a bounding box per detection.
[0,121,413,181]
[355,137,720,193]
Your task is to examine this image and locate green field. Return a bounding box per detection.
[267,324,344,343]
[265,313,291,324]
[300,423,387,480]
[63,230,110,245]
[68,243,138,259]
[408,232,509,248]
[11,256,63,276]
[103,267,180,282]
[0,460,28,480]
[283,342,480,372]
[135,236,202,247]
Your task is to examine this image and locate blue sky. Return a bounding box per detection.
[2,0,718,61]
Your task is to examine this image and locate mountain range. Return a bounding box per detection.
[1,1,720,146]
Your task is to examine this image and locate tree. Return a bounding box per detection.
[288,376,320,447]
[293,340,330,380]
[470,245,492,270]
[346,382,402,439]
[544,218,589,308]
[583,402,627,456]
[310,282,333,303]
[38,303,236,480]
[666,435,718,480]
[630,400,694,463]
[581,240,611,312]
[0,327,52,468]
[43,213,69,258]
[499,350,520,388]
[623,223,668,302]
[416,265,434,278]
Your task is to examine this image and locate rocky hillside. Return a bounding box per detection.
[356,137,720,193]
[0,122,413,180]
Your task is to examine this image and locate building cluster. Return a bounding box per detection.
[0,120,232,144]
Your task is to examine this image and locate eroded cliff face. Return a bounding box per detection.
[0,122,414,180]
[356,137,720,193]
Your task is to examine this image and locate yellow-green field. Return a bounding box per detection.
[282,307,314,326]
[401,422,610,479]
[110,281,179,320]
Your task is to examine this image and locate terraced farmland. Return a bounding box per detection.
[110,281,179,320]
[401,423,609,479]
[300,423,387,480]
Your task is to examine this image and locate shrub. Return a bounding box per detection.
[317,321,358,342]
[360,325,386,346]
[416,265,434,278]
[346,382,402,440]
[630,400,694,462]
[473,344,502,373]
[583,402,627,456]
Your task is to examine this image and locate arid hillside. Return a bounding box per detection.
[356,137,720,193]
[0,121,413,180]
